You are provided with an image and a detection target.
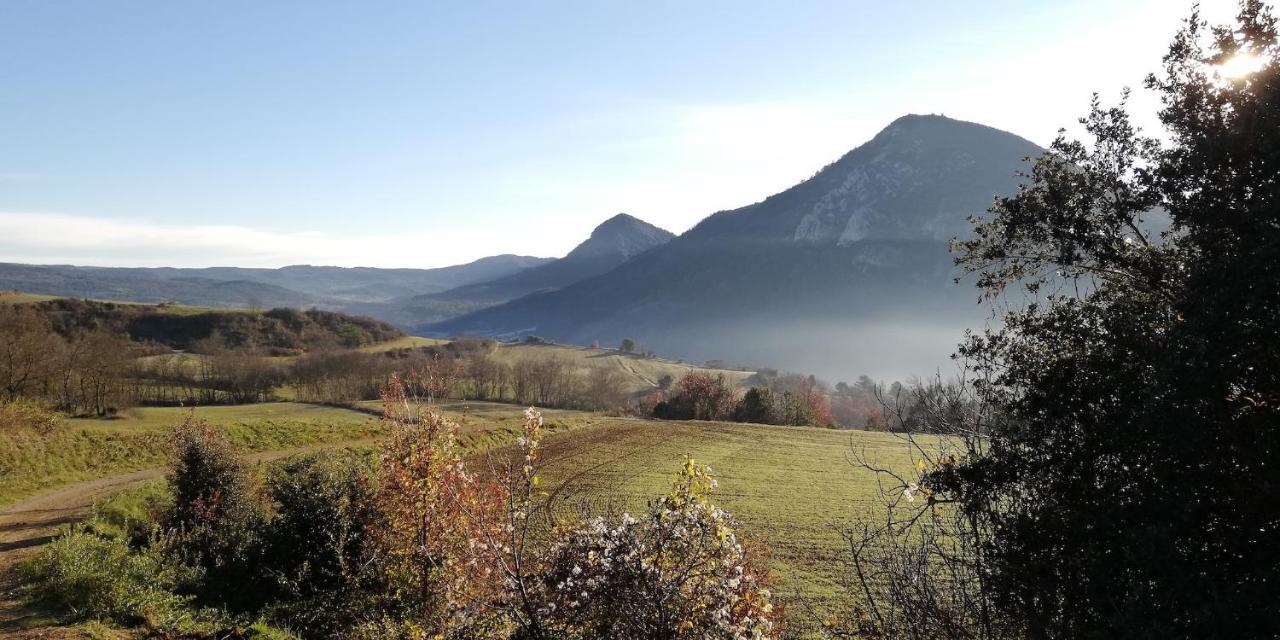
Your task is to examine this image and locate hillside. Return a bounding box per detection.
[24,297,404,355]
[0,254,553,310]
[428,115,1043,380]
[489,341,755,396]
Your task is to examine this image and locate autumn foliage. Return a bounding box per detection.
[369,376,780,638]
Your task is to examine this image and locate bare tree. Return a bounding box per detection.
[825,371,1016,640]
[0,305,59,401]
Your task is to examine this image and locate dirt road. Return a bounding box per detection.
[0,438,377,632]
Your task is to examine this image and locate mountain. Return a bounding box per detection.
[424,214,673,305]
[209,255,556,302]
[0,254,553,309]
[427,115,1043,380]
[345,214,673,328]
[0,263,322,308]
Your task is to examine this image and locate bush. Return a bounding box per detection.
[21,528,196,627]
[543,457,777,639]
[260,453,381,635]
[165,416,268,610]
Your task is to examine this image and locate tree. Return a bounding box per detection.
[579,364,627,410]
[931,4,1280,637]
[165,416,268,609]
[655,373,736,421]
[73,330,134,416]
[619,337,636,354]
[734,387,780,424]
[0,305,59,401]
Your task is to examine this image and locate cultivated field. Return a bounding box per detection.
[522,418,918,609]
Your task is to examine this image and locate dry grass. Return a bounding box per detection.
[490,342,757,395]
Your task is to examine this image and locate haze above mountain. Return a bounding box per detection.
[428,114,1044,380]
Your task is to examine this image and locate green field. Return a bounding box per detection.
[7,400,921,603]
[354,399,608,448]
[517,418,917,612]
[0,403,384,506]
[4,398,925,637]
[0,400,609,507]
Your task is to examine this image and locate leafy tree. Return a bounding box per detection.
[655,373,736,421]
[734,387,781,424]
[619,337,637,353]
[933,4,1280,637]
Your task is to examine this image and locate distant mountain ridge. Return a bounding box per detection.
[0,254,553,309]
[428,115,1044,380]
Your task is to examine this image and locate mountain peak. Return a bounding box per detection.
[778,115,1042,245]
[573,213,674,259]
[871,113,1037,150]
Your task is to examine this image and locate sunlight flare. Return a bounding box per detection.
[1217,51,1267,80]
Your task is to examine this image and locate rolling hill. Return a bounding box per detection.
[427,115,1044,381]
[0,254,553,309]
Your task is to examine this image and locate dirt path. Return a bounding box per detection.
[0,438,377,631]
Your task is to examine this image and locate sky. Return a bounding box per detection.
[0,0,1243,268]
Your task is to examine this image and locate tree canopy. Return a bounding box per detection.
[943,3,1279,637]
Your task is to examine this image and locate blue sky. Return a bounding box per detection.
[0,0,1238,267]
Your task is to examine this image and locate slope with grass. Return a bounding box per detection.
[491,342,757,395]
[0,403,384,507]
[2,400,920,636]
[525,418,916,608]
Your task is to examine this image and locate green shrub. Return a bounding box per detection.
[21,528,196,627]
[165,416,269,610]
[259,453,381,635]
[84,481,172,544]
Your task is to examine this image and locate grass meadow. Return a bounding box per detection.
[5,397,924,629]
[0,403,382,506]
[518,418,920,614]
